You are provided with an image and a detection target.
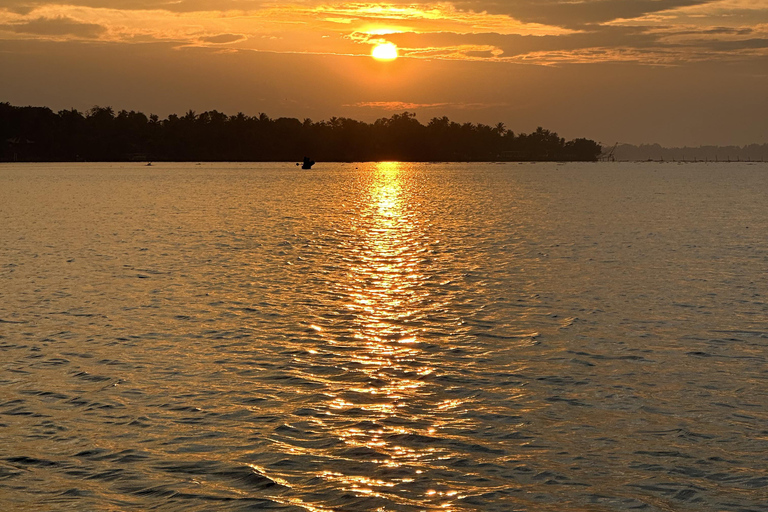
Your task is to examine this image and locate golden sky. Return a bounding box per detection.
[1,0,767,145]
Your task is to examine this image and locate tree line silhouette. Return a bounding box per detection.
[1,102,602,162]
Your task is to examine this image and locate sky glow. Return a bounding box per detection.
[0,0,766,145]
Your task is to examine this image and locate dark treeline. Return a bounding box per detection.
[1,102,602,162]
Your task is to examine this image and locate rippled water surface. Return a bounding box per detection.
[2,162,768,511]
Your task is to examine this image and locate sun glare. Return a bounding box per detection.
[372,43,398,61]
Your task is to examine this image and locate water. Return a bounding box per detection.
[1,161,767,511]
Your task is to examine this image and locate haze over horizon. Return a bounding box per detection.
[1,0,767,147]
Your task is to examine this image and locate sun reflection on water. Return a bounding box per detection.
[320,161,448,501]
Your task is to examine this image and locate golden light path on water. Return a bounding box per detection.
[221,160,544,512]
[311,162,452,508]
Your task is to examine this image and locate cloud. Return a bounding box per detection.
[1,15,105,37]
[463,49,496,58]
[0,0,715,26]
[349,101,450,109]
[346,100,510,111]
[654,26,755,37]
[706,37,768,50]
[387,26,659,58]
[383,21,768,64]
[0,0,268,13]
[452,0,715,27]
[200,33,246,44]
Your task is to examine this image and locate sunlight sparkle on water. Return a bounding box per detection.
[317,162,446,500]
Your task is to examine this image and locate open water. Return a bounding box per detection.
[1,162,767,511]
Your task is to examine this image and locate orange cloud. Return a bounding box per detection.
[347,100,510,110]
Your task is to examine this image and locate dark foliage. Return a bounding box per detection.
[0,102,602,162]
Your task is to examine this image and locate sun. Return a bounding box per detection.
[372,43,398,61]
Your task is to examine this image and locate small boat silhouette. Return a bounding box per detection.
[297,157,315,169]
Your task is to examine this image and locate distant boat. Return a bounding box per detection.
[297,157,315,169]
[146,162,153,166]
